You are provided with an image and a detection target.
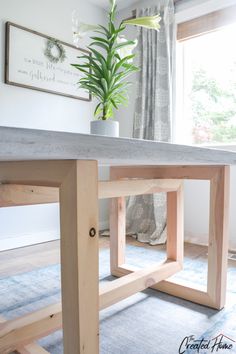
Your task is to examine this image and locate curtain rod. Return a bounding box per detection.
[123,0,178,21]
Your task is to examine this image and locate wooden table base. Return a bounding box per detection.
[110,165,230,310]
[0,161,229,354]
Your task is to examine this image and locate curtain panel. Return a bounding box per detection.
[126,0,176,245]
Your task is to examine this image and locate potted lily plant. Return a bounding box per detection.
[72,0,161,137]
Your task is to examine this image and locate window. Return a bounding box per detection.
[176,6,236,145]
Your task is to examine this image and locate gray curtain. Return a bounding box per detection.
[126,0,176,245]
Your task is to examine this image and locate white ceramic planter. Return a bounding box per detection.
[90,120,119,137]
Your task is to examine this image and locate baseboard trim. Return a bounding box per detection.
[185,232,236,252]
[0,231,59,252]
[0,220,109,252]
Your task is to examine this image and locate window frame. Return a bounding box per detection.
[177,4,236,41]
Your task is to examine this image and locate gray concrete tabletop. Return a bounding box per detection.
[1,126,236,166]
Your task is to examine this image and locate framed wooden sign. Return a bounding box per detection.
[5,22,91,101]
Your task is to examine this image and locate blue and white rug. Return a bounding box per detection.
[0,245,236,354]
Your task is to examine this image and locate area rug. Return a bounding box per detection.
[0,245,236,354]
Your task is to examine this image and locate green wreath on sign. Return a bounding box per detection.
[44,38,66,64]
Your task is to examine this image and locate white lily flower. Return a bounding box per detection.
[73,22,99,38]
[123,14,161,31]
[72,22,100,47]
[117,36,138,63]
[72,10,99,47]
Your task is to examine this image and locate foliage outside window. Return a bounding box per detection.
[178,23,236,145]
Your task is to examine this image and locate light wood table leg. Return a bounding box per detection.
[109,165,230,310]
[207,166,230,308]
[166,184,184,262]
[0,160,99,354]
[59,160,99,354]
[110,197,126,274]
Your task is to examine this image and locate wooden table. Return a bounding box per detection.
[0,126,236,354]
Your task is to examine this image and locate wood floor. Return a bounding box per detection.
[1,235,236,279]
[0,236,212,278]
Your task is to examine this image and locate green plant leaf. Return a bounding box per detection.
[90,41,109,51]
[122,63,139,71]
[113,54,136,73]
[90,36,110,44]
[114,40,136,51]
[89,47,107,64]
[76,55,91,61]
[109,21,116,36]
[71,63,90,69]
[79,84,102,99]
[111,98,118,109]
[88,57,104,76]
[101,78,108,93]
[99,25,111,38]
[94,102,103,116]
[114,26,126,34]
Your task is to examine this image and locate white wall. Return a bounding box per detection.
[184,165,236,249]
[116,0,236,249]
[0,0,108,251]
[1,0,236,251]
